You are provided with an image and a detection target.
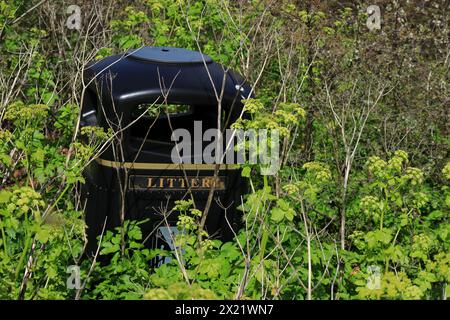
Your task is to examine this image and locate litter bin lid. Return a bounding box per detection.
[129,46,213,64]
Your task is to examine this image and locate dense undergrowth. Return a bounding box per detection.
[0,0,448,300]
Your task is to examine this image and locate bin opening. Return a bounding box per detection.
[131,103,192,119]
[129,103,221,142]
[130,103,194,144]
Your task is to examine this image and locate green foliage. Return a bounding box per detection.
[82,220,157,300]
[235,99,306,138]
[0,185,85,299]
[108,0,246,67]
[342,152,450,300]
[144,282,218,300]
[0,99,107,299]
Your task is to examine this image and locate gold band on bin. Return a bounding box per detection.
[95,158,239,170]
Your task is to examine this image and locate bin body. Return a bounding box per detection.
[80,47,250,258]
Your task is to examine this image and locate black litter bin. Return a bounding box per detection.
[80,47,250,260]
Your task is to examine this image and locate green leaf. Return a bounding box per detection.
[375,229,393,244]
[285,208,295,221]
[0,190,12,204]
[36,227,51,243]
[271,207,285,222]
[100,242,120,255]
[277,199,290,211]
[241,166,251,177]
